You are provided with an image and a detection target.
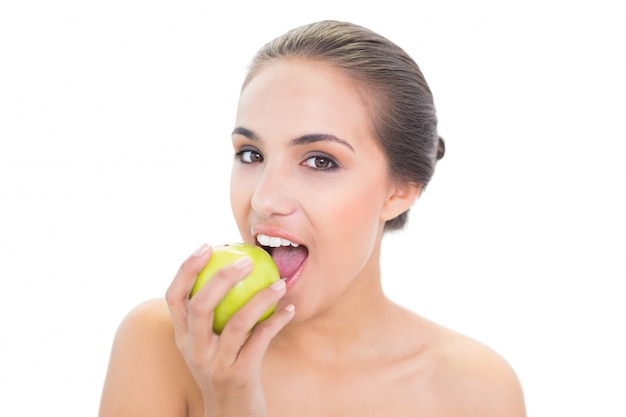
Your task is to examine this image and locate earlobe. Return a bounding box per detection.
[381,181,422,222]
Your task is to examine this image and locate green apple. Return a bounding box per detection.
[189,243,280,334]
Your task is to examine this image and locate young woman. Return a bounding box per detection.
[99,20,526,416]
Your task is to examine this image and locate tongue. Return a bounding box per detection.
[272,246,308,279]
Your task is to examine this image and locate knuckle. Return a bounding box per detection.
[188,296,210,316]
[252,321,273,339]
[223,314,248,334]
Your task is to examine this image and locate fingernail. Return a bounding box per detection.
[284,304,295,313]
[193,243,210,256]
[270,279,286,291]
[233,256,252,268]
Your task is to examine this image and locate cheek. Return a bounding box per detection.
[309,177,387,263]
[229,169,252,229]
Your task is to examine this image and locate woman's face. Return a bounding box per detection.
[230,59,410,319]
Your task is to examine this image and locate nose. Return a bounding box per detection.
[250,163,296,219]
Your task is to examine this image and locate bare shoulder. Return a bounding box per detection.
[418,317,527,416]
[115,298,173,339]
[99,299,199,416]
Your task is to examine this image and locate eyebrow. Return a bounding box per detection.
[232,127,355,153]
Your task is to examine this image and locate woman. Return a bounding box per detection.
[99,20,526,416]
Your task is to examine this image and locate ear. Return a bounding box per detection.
[380,181,422,223]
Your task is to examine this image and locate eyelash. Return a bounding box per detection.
[234,149,340,172]
[303,154,339,171]
[234,148,263,164]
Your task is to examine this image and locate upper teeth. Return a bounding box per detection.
[256,234,300,248]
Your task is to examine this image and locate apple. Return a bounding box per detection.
[189,243,280,334]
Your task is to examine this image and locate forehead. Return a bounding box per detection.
[235,60,375,144]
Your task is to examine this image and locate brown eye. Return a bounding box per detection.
[304,155,337,170]
[237,150,263,163]
[315,157,330,168]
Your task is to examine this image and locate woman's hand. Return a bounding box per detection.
[166,244,295,417]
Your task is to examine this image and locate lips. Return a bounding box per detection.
[255,232,308,287]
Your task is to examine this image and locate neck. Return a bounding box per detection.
[272,240,399,364]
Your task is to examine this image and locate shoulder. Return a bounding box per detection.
[117,297,174,340]
[423,320,527,416]
[99,299,199,416]
[108,298,177,363]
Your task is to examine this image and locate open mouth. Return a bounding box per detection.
[255,234,308,283]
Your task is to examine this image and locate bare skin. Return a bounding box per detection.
[99,294,525,416]
[99,59,526,416]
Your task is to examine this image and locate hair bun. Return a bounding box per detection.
[436,136,446,161]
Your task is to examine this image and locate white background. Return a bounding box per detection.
[1,1,625,416]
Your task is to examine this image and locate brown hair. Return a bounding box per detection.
[243,20,445,231]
